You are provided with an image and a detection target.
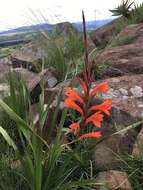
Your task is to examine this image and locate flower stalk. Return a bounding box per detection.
[64,11,112,140]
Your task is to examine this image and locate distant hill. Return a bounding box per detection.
[0,23,53,35]
[73,19,113,31]
[0,19,112,35]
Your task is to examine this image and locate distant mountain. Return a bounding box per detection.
[0,23,53,35]
[0,19,112,35]
[73,19,113,31]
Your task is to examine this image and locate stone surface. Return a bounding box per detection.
[132,127,143,159]
[44,79,72,104]
[0,57,11,82]
[91,17,122,48]
[93,129,136,170]
[11,43,46,63]
[53,22,78,36]
[102,75,143,119]
[12,68,37,86]
[96,44,143,77]
[96,23,143,77]
[27,67,57,92]
[109,23,143,47]
[93,75,143,170]
[96,170,133,190]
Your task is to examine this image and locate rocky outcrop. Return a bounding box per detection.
[132,127,143,159]
[91,17,122,48]
[52,22,78,36]
[0,68,57,104]
[102,75,143,119]
[0,57,12,82]
[95,23,143,78]
[96,170,133,190]
[109,23,143,47]
[92,74,143,170]
[10,43,46,72]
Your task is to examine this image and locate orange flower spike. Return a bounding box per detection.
[89,82,109,98]
[65,87,85,105]
[89,99,112,116]
[64,99,84,115]
[79,131,102,139]
[78,78,87,95]
[86,111,104,128]
[69,123,80,133]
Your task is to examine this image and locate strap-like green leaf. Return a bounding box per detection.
[0,126,17,150]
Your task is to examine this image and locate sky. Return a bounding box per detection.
[0,0,143,31]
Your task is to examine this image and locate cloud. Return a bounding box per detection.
[0,0,143,30]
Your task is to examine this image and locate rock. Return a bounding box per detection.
[0,56,11,82]
[0,67,57,102]
[130,86,143,98]
[47,77,58,88]
[93,75,143,170]
[93,129,136,170]
[109,23,143,47]
[96,23,143,77]
[44,79,72,104]
[11,43,46,63]
[12,68,37,86]
[96,170,133,190]
[28,67,57,92]
[11,43,46,72]
[91,17,123,48]
[52,22,78,36]
[132,127,143,159]
[103,75,143,119]
[96,44,143,77]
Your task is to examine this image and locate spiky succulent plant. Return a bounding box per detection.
[110,0,134,18]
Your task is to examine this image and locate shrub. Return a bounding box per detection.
[109,0,134,18]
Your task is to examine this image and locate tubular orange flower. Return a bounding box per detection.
[78,78,87,94]
[64,12,112,141]
[79,131,102,139]
[64,98,84,115]
[65,87,85,105]
[88,99,112,116]
[69,123,80,132]
[86,111,103,128]
[89,82,109,98]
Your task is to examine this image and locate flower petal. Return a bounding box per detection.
[89,99,112,116]
[65,87,85,105]
[64,99,84,115]
[69,123,80,133]
[89,82,109,98]
[79,132,102,139]
[86,111,103,128]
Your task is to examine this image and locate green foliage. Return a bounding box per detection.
[38,32,84,81]
[120,155,143,189]
[129,2,143,24]
[113,2,143,37]
[0,152,29,190]
[109,35,136,47]
[109,0,134,18]
[0,73,102,189]
[44,39,69,80]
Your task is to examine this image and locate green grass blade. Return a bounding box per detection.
[112,120,143,136]
[0,99,49,147]
[0,126,17,150]
[60,179,103,189]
